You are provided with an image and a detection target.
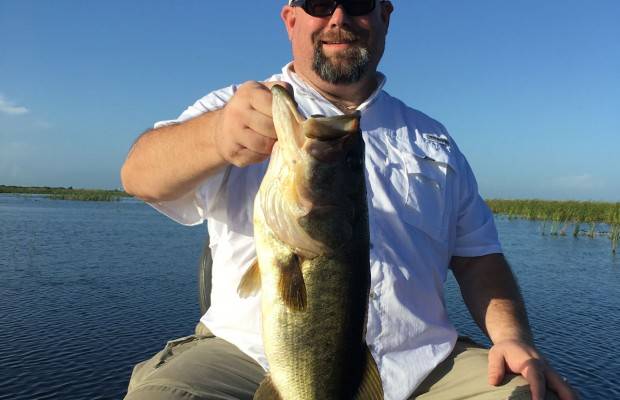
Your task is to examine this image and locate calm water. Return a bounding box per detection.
[1,195,619,399]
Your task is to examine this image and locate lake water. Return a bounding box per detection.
[1,194,619,399]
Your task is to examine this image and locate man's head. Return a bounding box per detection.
[282,0,393,90]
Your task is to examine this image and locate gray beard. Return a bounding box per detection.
[312,45,370,85]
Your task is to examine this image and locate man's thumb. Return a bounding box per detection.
[264,80,294,97]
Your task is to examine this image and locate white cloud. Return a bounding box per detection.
[0,94,29,115]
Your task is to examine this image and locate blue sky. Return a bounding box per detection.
[1,1,618,200]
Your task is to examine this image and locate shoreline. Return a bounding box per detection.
[0,185,129,201]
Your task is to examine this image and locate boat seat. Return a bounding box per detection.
[198,239,213,315]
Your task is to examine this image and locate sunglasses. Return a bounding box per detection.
[289,0,378,18]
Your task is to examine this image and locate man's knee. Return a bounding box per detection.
[413,339,561,400]
[125,332,264,400]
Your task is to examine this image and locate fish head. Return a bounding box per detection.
[262,85,366,256]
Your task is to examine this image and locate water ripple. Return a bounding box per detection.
[2,195,620,399]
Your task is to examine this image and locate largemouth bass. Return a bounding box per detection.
[238,85,383,400]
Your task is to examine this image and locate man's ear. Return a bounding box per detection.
[281,6,297,40]
[380,1,394,32]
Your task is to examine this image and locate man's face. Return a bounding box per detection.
[282,1,393,85]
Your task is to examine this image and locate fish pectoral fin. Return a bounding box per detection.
[253,374,282,400]
[354,344,384,400]
[278,253,307,311]
[237,259,261,298]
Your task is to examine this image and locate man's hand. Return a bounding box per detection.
[488,339,579,400]
[452,254,579,400]
[213,80,293,167]
[121,80,294,202]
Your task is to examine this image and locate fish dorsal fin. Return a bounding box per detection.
[278,252,307,311]
[237,259,261,298]
[253,374,282,400]
[354,344,384,400]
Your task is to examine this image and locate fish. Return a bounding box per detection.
[238,84,383,400]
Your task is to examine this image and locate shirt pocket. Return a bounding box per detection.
[399,150,450,241]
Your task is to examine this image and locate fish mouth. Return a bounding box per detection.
[303,115,359,140]
[271,84,360,152]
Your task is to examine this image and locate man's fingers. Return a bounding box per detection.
[246,111,277,140]
[546,369,579,400]
[249,81,294,117]
[238,128,276,155]
[487,341,577,400]
[226,142,270,167]
[521,360,546,400]
[487,350,506,386]
[216,80,292,166]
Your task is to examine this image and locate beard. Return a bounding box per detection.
[311,28,371,85]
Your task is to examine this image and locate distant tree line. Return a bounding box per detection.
[0,185,129,201]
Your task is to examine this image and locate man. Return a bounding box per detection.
[121,1,577,399]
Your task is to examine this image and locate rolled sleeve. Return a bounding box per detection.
[149,167,228,226]
[146,85,238,225]
[453,159,502,257]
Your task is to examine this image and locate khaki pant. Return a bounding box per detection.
[125,324,558,400]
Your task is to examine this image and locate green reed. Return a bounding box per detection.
[486,199,620,254]
[48,191,122,201]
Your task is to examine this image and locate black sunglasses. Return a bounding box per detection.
[290,0,378,18]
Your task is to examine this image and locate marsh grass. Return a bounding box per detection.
[0,185,128,202]
[486,199,620,253]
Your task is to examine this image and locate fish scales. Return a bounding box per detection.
[239,85,383,400]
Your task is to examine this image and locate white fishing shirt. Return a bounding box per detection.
[150,62,502,400]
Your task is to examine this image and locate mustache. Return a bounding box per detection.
[312,28,365,44]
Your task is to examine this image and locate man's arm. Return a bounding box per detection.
[451,253,578,400]
[451,253,532,345]
[121,81,288,202]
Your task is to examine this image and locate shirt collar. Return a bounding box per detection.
[281,62,387,114]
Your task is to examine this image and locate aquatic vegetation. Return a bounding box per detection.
[48,191,124,201]
[486,199,620,253]
[0,185,128,201]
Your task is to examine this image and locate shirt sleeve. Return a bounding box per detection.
[452,157,503,257]
[147,85,237,226]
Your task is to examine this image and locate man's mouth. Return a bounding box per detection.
[318,29,359,46]
[322,40,355,45]
[320,38,359,50]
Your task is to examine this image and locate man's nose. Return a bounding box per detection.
[327,5,352,26]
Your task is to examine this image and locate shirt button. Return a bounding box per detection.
[369,291,378,300]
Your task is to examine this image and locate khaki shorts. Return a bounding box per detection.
[125,324,558,400]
